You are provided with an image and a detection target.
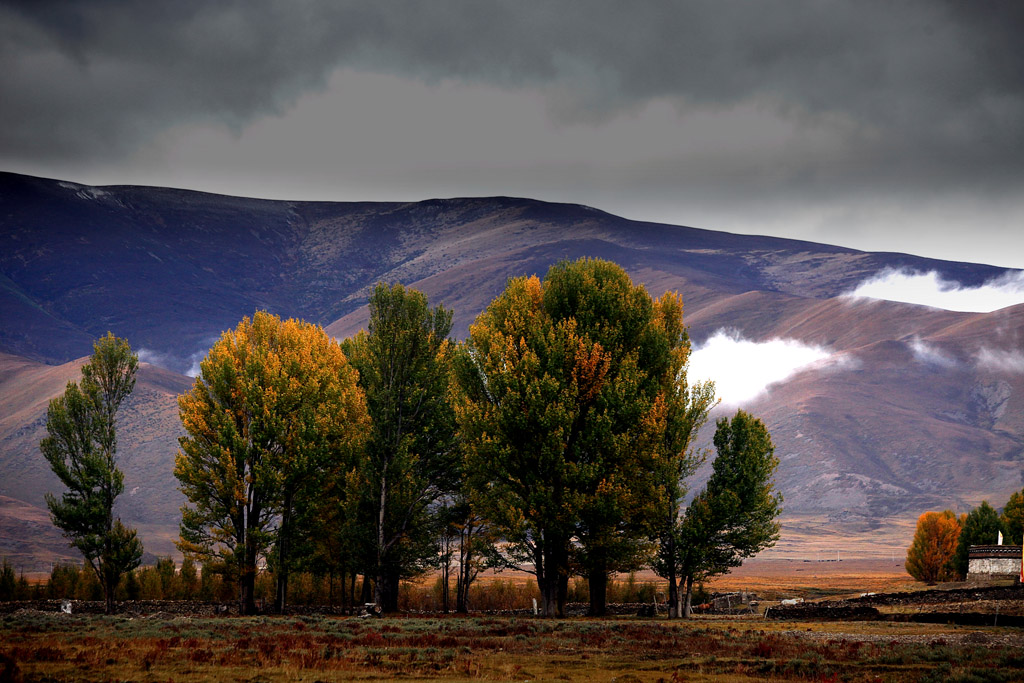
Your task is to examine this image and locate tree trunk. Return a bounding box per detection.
[385,567,401,612]
[374,566,401,613]
[275,570,288,614]
[241,524,259,614]
[361,574,373,604]
[102,513,114,614]
[376,458,388,609]
[682,575,694,619]
[440,533,451,613]
[668,577,682,619]
[537,542,569,617]
[240,564,257,615]
[275,498,292,614]
[374,570,385,610]
[539,574,559,617]
[104,577,115,615]
[456,521,473,613]
[456,575,469,613]
[456,544,471,613]
[588,566,608,617]
[666,531,680,619]
[558,572,568,616]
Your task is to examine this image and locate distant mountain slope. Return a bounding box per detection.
[1,171,1007,367]
[1,171,1022,566]
[0,352,189,567]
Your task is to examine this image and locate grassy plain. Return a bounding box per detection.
[704,557,916,599]
[4,561,1023,682]
[5,609,1024,682]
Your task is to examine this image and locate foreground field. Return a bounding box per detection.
[3,608,1024,682]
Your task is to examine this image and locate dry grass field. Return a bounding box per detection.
[3,559,1024,683]
[3,608,1023,682]
[705,558,916,599]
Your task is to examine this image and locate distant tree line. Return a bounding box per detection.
[905,491,1024,583]
[41,258,782,617]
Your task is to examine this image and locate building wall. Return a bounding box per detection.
[968,557,1019,578]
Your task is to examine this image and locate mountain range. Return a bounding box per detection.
[1,171,1021,569]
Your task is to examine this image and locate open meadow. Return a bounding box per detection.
[3,608,1023,682]
[3,561,1024,683]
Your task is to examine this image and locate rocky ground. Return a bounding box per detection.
[766,583,1024,626]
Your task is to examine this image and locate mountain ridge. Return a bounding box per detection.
[1,171,1021,568]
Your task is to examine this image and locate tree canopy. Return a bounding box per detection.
[341,283,457,612]
[950,501,1005,580]
[175,311,368,614]
[1001,490,1024,546]
[905,510,962,583]
[454,258,723,616]
[168,263,783,616]
[669,410,782,616]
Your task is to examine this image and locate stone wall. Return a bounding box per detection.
[968,557,1019,580]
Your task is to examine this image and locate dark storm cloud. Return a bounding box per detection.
[2,1,1023,193]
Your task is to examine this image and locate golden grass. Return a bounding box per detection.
[2,610,1021,682]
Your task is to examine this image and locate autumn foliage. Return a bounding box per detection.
[166,260,781,616]
[175,312,368,614]
[905,510,962,583]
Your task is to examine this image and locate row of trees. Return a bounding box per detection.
[0,558,208,603]
[43,258,782,617]
[905,491,1024,583]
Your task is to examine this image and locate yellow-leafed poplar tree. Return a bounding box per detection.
[905,510,962,584]
[175,312,368,614]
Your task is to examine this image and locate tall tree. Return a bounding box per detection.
[951,501,1005,580]
[175,312,367,614]
[673,410,782,617]
[342,283,457,612]
[40,333,143,614]
[649,370,717,619]
[905,510,962,583]
[1000,490,1024,546]
[454,258,697,616]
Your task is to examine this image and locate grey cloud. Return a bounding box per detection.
[1,1,1023,194]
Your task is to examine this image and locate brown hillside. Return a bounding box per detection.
[0,353,189,568]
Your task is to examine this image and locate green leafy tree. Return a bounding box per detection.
[179,556,199,599]
[342,283,457,612]
[455,259,700,616]
[175,311,368,614]
[121,569,140,600]
[951,501,1005,580]
[40,333,143,613]
[0,559,15,601]
[905,510,962,583]
[155,557,177,598]
[1001,490,1024,546]
[649,371,717,618]
[674,410,782,617]
[546,264,695,616]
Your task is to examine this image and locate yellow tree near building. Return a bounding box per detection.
[905,510,963,584]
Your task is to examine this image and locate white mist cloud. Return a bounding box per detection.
[907,337,958,368]
[137,346,208,377]
[976,347,1024,374]
[136,348,172,367]
[843,269,1024,312]
[688,330,853,406]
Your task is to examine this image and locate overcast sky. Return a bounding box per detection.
[2,1,1023,268]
